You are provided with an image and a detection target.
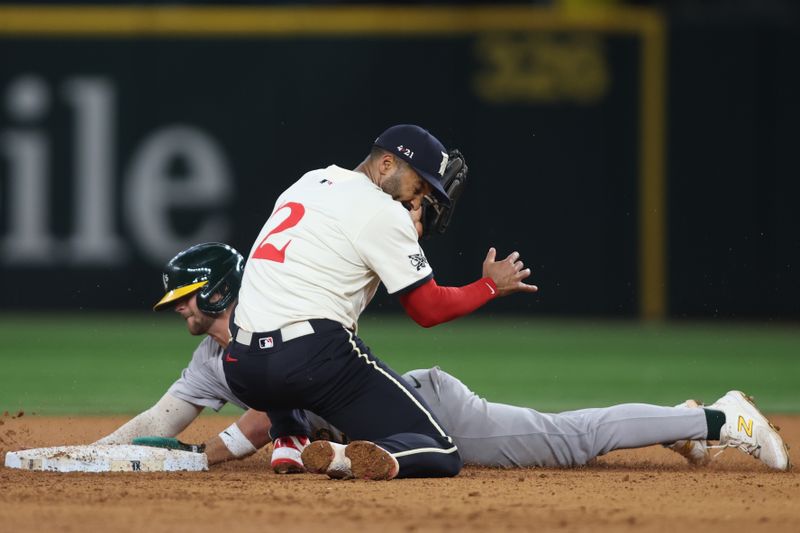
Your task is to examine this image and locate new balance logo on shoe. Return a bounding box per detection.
[738,416,753,438]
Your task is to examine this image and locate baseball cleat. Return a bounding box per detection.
[346,441,400,480]
[667,439,711,466]
[677,399,704,409]
[271,435,310,474]
[301,440,399,481]
[302,441,353,479]
[665,399,711,466]
[707,391,791,471]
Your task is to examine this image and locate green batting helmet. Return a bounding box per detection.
[153,242,244,315]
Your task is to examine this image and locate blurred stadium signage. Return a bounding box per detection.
[0,5,665,317]
[474,34,610,104]
[2,74,233,266]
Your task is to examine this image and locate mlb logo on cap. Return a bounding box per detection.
[374,124,451,205]
[258,336,274,349]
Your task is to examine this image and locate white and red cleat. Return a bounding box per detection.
[271,435,310,474]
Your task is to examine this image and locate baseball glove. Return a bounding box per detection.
[421,149,468,238]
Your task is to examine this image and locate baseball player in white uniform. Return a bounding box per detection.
[97,243,790,473]
[221,124,791,480]
[223,124,543,480]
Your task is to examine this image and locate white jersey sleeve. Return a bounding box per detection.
[355,203,433,294]
[167,337,249,412]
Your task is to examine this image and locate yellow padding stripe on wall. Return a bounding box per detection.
[0,6,659,36]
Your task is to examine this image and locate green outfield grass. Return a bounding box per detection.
[2,313,798,415]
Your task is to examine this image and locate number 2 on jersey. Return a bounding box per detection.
[252,201,305,263]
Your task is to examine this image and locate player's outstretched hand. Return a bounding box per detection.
[482,247,539,297]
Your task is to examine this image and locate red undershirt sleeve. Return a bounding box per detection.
[398,277,498,328]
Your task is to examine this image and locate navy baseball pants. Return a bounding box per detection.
[222,319,462,478]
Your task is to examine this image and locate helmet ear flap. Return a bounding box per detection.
[196,272,232,315]
[196,258,242,315]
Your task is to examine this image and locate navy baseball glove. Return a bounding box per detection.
[421,149,468,238]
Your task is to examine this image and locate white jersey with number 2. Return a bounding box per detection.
[236,165,433,332]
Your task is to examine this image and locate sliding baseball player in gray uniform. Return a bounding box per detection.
[97,243,790,471]
[306,366,712,468]
[100,331,710,468]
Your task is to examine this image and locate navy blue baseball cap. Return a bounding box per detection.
[374,124,451,205]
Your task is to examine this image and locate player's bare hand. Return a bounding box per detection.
[408,206,424,238]
[482,248,538,297]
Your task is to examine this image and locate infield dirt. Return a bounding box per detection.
[1,414,798,532]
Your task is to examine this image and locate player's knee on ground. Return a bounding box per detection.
[397,448,463,478]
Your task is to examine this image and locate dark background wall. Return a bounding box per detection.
[0,2,797,319]
[667,8,800,318]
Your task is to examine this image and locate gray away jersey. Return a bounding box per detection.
[168,337,248,412]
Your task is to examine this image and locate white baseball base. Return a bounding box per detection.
[4,444,208,472]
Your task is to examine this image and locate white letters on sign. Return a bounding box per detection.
[0,75,234,266]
